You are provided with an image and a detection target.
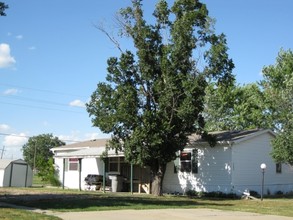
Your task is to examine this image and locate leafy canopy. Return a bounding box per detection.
[22,134,65,180]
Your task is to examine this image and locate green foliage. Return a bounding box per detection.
[22,134,65,172]
[204,82,271,131]
[0,2,8,16]
[87,0,234,195]
[261,49,293,165]
[185,189,237,199]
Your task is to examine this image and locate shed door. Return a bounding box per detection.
[10,163,28,187]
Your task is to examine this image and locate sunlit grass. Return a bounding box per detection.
[0,188,293,217]
[0,207,61,220]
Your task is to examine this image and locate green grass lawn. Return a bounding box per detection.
[0,187,293,218]
[0,207,61,220]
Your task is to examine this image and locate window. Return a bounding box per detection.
[276,163,282,173]
[68,158,79,171]
[180,149,198,173]
[109,157,119,173]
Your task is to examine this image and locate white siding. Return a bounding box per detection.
[163,146,232,194]
[232,132,293,195]
[55,157,103,189]
[0,170,4,187]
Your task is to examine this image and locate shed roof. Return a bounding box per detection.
[0,159,27,169]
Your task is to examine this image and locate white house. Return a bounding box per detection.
[164,129,293,195]
[0,159,33,187]
[51,129,293,195]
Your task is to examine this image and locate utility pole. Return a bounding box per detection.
[0,146,5,159]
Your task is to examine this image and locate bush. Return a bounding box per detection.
[185,190,197,197]
[185,190,238,199]
[275,190,284,195]
[48,175,61,187]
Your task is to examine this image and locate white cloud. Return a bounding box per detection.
[69,99,85,108]
[0,124,10,131]
[3,88,19,95]
[3,133,28,147]
[84,132,110,140]
[0,43,16,68]
[15,35,23,40]
[28,46,36,50]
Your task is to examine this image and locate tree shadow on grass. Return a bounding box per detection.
[0,193,234,212]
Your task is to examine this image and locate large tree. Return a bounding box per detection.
[22,134,65,181]
[261,49,293,164]
[87,0,234,195]
[0,2,8,16]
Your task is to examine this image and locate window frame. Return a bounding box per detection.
[108,157,120,174]
[66,158,79,171]
[179,149,198,174]
[276,163,282,174]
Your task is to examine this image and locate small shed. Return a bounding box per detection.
[0,159,33,187]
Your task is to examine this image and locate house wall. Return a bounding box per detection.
[232,132,293,195]
[55,157,103,189]
[163,146,233,194]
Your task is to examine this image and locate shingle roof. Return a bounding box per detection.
[51,138,110,152]
[189,129,274,145]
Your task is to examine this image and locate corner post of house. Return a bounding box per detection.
[78,158,82,191]
[130,163,133,194]
[62,158,65,190]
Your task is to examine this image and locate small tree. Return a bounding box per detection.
[22,134,65,183]
[87,0,234,195]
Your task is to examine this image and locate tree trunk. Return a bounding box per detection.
[150,163,166,196]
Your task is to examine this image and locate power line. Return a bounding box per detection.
[0,101,85,114]
[0,82,89,98]
[0,132,81,143]
[0,94,84,108]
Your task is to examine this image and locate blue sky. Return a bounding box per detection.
[0,0,293,159]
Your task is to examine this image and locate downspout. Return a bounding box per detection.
[130,163,133,194]
[103,160,106,193]
[227,141,234,193]
[62,158,65,190]
[78,158,82,191]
